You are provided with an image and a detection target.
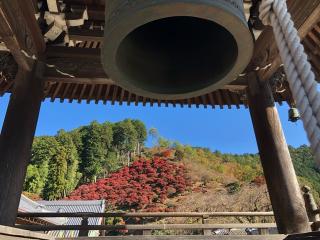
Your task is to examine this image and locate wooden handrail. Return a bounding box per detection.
[0,225,54,240]
[58,236,287,240]
[17,211,274,218]
[15,211,277,236]
[16,223,277,232]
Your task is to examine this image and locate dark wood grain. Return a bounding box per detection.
[0,0,45,70]
[247,73,311,234]
[0,62,44,226]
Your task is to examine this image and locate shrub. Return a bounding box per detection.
[252,176,266,186]
[161,149,173,158]
[67,157,190,210]
[225,182,241,194]
[174,150,184,162]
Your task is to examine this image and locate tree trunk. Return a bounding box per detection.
[127,152,130,166]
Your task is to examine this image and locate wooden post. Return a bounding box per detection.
[79,217,89,237]
[142,218,152,235]
[247,73,311,234]
[142,230,152,235]
[258,228,269,235]
[202,215,211,236]
[302,186,320,231]
[0,62,44,226]
[100,217,106,236]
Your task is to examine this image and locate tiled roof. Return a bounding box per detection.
[18,195,66,225]
[37,200,106,238]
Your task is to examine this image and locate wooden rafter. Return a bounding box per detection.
[250,0,320,82]
[0,0,45,70]
[0,0,319,109]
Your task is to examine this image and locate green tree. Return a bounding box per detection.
[56,130,81,195]
[30,136,59,165]
[24,136,58,195]
[100,122,115,174]
[69,127,84,153]
[131,120,147,154]
[43,146,68,200]
[112,119,138,165]
[79,121,113,182]
[291,145,320,198]
[24,164,48,194]
[158,137,172,148]
[104,151,120,175]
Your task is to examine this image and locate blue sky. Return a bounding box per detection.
[0,93,308,154]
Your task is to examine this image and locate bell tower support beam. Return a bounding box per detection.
[0,62,44,226]
[247,73,311,234]
[0,0,45,226]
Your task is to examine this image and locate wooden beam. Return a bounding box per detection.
[103,84,111,104]
[0,42,8,51]
[0,225,54,240]
[68,28,103,42]
[86,84,95,103]
[17,211,274,218]
[44,46,245,90]
[61,83,71,102]
[250,0,320,82]
[45,46,109,83]
[18,223,280,231]
[78,84,87,103]
[84,5,105,21]
[69,83,79,103]
[0,51,18,85]
[61,236,285,240]
[247,73,311,234]
[0,61,44,226]
[64,0,105,6]
[111,85,118,105]
[46,77,114,85]
[95,84,103,104]
[0,0,45,70]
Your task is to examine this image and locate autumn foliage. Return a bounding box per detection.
[161,149,173,158]
[252,176,266,186]
[66,157,189,210]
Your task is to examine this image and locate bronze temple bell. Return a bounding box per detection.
[102,0,254,100]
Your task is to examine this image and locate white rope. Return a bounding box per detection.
[259,0,320,165]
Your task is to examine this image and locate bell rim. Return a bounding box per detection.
[102,0,254,100]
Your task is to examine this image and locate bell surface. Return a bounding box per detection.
[102,0,254,100]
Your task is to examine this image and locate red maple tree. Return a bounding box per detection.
[66,157,189,210]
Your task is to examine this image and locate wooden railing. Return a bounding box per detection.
[0,225,54,240]
[16,211,276,236]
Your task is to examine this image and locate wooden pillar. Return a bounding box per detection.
[302,186,320,231]
[247,73,311,234]
[0,62,44,226]
[202,215,211,236]
[79,217,89,237]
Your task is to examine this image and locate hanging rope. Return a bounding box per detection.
[259,0,320,165]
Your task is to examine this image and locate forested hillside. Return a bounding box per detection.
[24,119,147,200]
[24,119,320,210]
